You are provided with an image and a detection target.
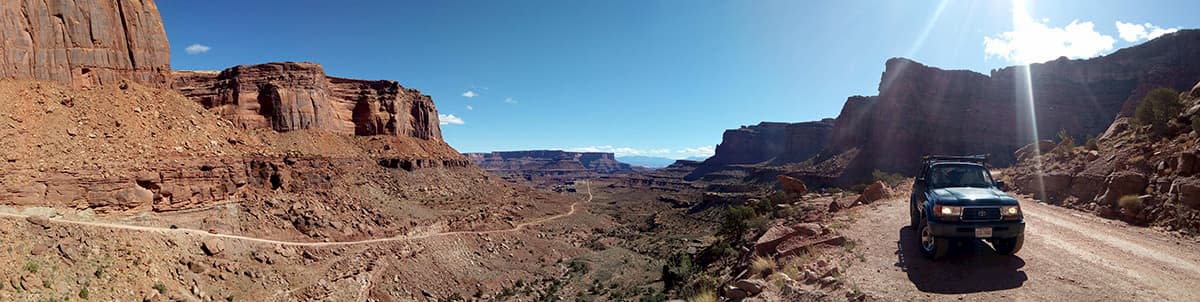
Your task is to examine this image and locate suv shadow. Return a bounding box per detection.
[894,226,1028,294]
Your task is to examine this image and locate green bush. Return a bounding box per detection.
[1191,115,1200,134]
[1134,87,1183,136]
[1085,135,1098,150]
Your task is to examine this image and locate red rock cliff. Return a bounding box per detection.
[0,0,170,88]
[172,62,442,140]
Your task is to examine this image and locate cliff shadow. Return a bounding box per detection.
[894,226,1028,294]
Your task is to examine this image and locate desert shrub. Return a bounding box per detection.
[23,261,38,273]
[153,282,167,294]
[749,256,776,277]
[79,287,90,299]
[1118,195,1144,212]
[848,183,868,193]
[1134,87,1183,136]
[720,206,755,238]
[687,289,718,302]
[1192,115,1200,134]
[1054,129,1075,156]
[662,253,695,290]
[872,169,906,187]
[1085,135,1098,150]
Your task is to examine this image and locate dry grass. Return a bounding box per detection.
[1118,195,1144,212]
[750,255,776,277]
[688,290,718,302]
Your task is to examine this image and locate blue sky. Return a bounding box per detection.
[159,0,1199,159]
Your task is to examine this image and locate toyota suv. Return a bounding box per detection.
[909,155,1024,259]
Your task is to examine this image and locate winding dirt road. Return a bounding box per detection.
[0,181,592,247]
[841,195,1200,301]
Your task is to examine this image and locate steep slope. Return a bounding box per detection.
[1006,82,1200,234]
[0,0,171,88]
[686,120,835,180]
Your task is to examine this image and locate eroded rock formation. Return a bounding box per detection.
[465,150,634,185]
[0,0,171,88]
[173,62,442,139]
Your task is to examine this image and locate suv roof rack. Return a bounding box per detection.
[922,154,989,165]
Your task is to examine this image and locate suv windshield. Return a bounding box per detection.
[928,164,994,189]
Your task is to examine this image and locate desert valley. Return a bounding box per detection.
[2,0,1200,301]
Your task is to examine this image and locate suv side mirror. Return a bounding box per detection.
[996,180,1008,190]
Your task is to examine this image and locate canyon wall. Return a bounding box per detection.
[697,30,1200,186]
[687,120,835,179]
[0,0,171,88]
[173,62,442,140]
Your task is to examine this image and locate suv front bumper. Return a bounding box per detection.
[927,219,1024,239]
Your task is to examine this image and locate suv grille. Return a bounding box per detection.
[962,207,1001,221]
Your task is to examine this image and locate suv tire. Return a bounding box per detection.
[909,202,920,228]
[992,234,1024,255]
[918,219,949,260]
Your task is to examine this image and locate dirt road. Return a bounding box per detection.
[0,181,592,247]
[842,195,1200,301]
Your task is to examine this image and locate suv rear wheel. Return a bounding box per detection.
[918,218,949,260]
[992,234,1024,255]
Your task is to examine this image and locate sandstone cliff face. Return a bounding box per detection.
[0,0,170,88]
[823,30,1200,183]
[173,62,442,140]
[687,120,835,180]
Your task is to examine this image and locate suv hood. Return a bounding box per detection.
[929,187,1018,205]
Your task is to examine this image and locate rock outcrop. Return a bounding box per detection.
[687,120,835,179]
[173,62,442,139]
[0,0,171,88]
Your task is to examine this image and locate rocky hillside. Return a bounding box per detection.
[1007,82,1200,235]
[693,30,1200,187]
[0,0,171,88]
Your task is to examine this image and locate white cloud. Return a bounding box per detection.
[462,90,478,98]
[184,44,211,54]
[438,114,464,125]
[983,3,1114,64]
[566,145,713,159]
[504,97,517,104]
[466,105,474,110]
[1116,21,1179,42]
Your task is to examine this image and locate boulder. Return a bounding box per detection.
[1179,152,1198,176]
[776,175,809,195]
[202,239,225,256]
[25,215,52,229]
[734,279,767,295]
[1175,177,1200,209]
[854,181,892,204]
[753,225,796,255]
[1097,171,1149,206]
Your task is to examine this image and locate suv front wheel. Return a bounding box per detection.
[918,218,949,260]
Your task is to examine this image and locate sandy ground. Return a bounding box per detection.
[842,195,1200,302]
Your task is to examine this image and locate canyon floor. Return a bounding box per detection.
[842,193,1200,302]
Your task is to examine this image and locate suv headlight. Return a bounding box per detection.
[933,205,962,221]
[1001,205,1022,220]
